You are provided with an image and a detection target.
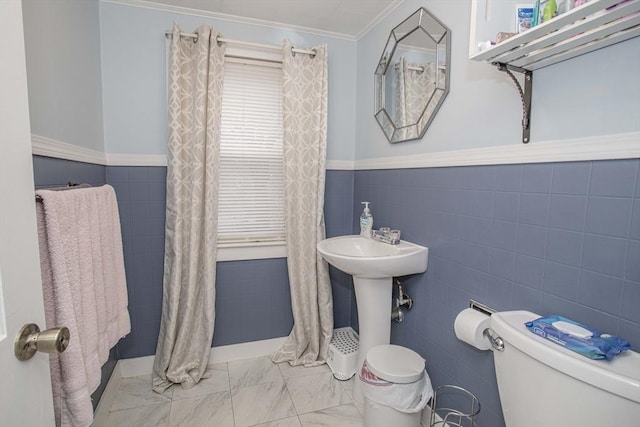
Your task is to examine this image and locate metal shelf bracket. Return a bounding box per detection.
[494,62,533,144]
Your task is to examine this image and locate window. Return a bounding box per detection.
[217,58,286,260]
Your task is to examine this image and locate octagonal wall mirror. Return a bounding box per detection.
[374,7,451,143]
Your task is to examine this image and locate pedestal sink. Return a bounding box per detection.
[317,235,428,403]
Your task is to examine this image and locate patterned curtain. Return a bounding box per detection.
[394,57,436,140]
[271,40,333,367]
[153,23,225,393]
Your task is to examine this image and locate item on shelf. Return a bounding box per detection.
[532,0,541,26]
[496,32,517,43]
[560,0,574,13]
[477,40,496,51]
[516,4,536,32]
[543,0,559,22]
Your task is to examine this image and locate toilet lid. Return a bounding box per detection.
[366,344,425,384]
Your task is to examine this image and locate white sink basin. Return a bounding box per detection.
[317,235,428,279]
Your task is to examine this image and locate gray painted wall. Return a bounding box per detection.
[22,0,105,152]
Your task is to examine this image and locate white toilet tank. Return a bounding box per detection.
[490,311,640,427]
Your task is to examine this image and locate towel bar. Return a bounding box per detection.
[35,182,90,202]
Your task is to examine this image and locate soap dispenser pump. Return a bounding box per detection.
[360,201,373,238]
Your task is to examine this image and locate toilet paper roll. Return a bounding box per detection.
[454,308,491,351]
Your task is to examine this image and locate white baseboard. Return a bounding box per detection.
[207,336,288,365]
[93,362,122,425]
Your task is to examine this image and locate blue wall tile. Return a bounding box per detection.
[630,199,640,240]
[585,196,632,238]
[543,262,580,300]
[518,193,549,226]
[548,194,587,231]
[493,191,519,222]
[621,282,640,323]
[626,239,640,282]
[551,162,591,195]
[492,221,517,251]
[545,228,583,267]
[578,270,624,315]
[354,159,639,427]
[514,254,544,289]
[516,224,547,258]
[582,234,627,277]
[521,163,553,193]
[34,155,639,427]
[33,155,106,188]
[590,159,638,197]
[495,164,522,192]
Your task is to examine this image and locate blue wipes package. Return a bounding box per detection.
[525,315,631,360]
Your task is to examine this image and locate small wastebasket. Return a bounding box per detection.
[360,345,433,427]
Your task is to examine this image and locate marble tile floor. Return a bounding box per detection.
[93,356,366,427]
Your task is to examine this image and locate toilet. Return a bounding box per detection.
[490,311,640,427]
[362,344,431,427]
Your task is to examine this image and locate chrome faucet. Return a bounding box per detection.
[372,227,401,245]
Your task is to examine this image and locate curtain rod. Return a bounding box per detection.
[164,30,316,57]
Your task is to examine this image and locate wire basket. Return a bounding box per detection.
[429,385,480,427]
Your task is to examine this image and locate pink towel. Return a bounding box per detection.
[36,185,130,427]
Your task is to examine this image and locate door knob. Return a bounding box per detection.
[14,323,70,361]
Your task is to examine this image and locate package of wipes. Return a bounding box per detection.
[525,315,631,360]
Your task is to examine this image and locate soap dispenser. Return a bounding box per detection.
[360,201,373,238]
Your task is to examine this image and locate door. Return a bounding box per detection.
[0,1,55,425]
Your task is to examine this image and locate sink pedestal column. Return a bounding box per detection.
[352,276,392,404]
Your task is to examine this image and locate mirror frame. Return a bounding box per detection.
[374,7,451,143]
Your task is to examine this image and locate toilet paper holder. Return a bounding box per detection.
[469,300,504,351]
[469,299,495,316]
[483,328,504,351]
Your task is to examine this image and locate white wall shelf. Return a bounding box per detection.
[469,0,640,143]
[470,0,639,70]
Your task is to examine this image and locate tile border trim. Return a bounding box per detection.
[32,131,640,170]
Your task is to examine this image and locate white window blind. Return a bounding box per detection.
[218,60,285,245]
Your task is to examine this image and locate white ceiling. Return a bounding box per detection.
[134,0,404,38]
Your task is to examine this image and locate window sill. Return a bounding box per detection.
[217,241,287,262]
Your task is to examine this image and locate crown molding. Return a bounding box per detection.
[101,0,357,41]
[355,0,406,40]
[31,134,107,165]
[353,132,640,170]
